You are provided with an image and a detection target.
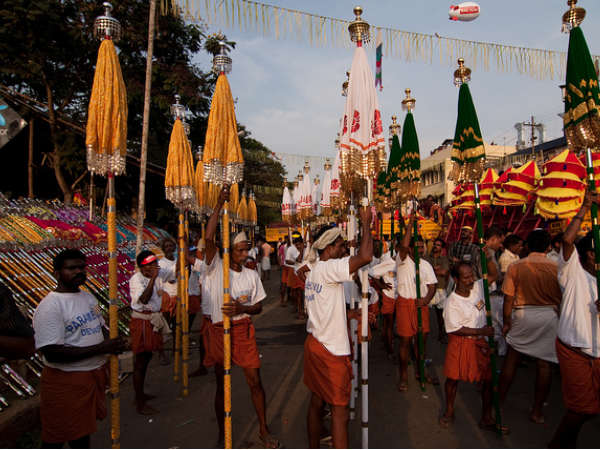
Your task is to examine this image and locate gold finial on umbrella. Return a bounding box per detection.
[562,0,586,31]
[348,6,370,43]
[85,3,126,447]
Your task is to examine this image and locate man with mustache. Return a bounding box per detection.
[33,249,128,448]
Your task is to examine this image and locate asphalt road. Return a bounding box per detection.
[92,266,599,448]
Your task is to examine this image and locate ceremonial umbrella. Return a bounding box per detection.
[84,4,127,447]
[450,58,503,434]
[536,150,586,219]
[338,7,386,446]
[202,43,244,449]
[320,160,333,218]
[164,97,195,398]
[386,116,402,248]
[281,179,292,224]
[236,190,248,227]
[562,0,600,291]
[399,89,427,391]
[194,151,208,216]
[248,191,257,245]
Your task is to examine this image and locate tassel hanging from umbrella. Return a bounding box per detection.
[164,95,195,398]
[84,4,127,447]
[202,42,244,449]
[562,0,600,294]
[450,58,503,434]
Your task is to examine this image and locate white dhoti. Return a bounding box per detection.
[506,305,558,363]
[261,256,271,271]
[490,294,506,356]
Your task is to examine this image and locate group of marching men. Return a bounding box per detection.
[10,186,598,448]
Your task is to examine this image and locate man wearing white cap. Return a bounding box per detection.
[186,186,279,448]
[303,205,373,449]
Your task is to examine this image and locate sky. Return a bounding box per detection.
[190,0,600,179]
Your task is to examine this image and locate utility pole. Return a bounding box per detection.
[522,115,542,163]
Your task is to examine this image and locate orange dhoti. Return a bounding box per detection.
[444,335,491,383]
[200,315,215,366]
[188,294,201,315]
[160,292,177,314]
[130,314,164,354]
[288,270,305,290]
[303,334,352,406]
[204,317,261,369]
[395,296,430,337]
[381,293,396,315]
[556,338,600,415]
[40,366,107,443]
[281,266,291,285]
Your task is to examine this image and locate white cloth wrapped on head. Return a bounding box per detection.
[308,227,342,263]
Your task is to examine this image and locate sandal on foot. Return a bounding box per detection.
[258,433,282,449]
[397,381,408,392]
[479,421,510,435]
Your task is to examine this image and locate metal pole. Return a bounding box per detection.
[222,201,233,449]
[474,182,502,434]
[360,185,373,449]
[89,174,95,221]
[413,199,426,392]
[585,148,600,296]
[174,213,182,383]
[348,200,358,421]
[107,173,120,448]
[135,0,157,256]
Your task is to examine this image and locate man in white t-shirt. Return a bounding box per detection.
[439,260,507,434]
[549,191,600,448]
[186,186,279,449]
[303,205,373,449]
[129,250,171,415]
[395,215,437,391]
[369,240,399,359]
[33,249,128,448]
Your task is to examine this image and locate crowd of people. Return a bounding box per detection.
[1,186,599,448]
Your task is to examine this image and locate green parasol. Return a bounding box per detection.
[562,0,600,304]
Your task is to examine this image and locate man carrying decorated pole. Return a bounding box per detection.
[187,186,279,448]
[84,4,127,447]
[164,94,196,397]
[304,206,373,449]
[548,2,600,446]
[197,43,248,449]
[338,8,387,447]
[447,57,503,434]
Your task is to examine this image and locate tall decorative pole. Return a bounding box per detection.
[165,94,195,396]
[202,43,244,449]
[400,89,426,391]
[450,58,502,433]
[85,3,127,447]
[388,116,401,254]
[339,7,386,447]
[562,0,600,294]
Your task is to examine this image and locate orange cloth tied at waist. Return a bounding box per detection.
[161,292,177,314]
[130,314,164,354]
[205,317,261,369]
[303,334,352,406]
[40,365,107,444]
[395,295,430,337]
[281,266,291,284]
[444,334,491,383]
[188,294,201,314]
[381,293,396,315]
[556,338,600,415]
[288,269,305,290]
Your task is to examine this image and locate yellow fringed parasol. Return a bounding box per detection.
[84,4,126,447]
[248,192,258,226]
[194,158,207,216]
[165,99,195,398]
[165,118,195,210]
[237,192,248,226]
[229,183,239,222]
[202,42,244,449]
